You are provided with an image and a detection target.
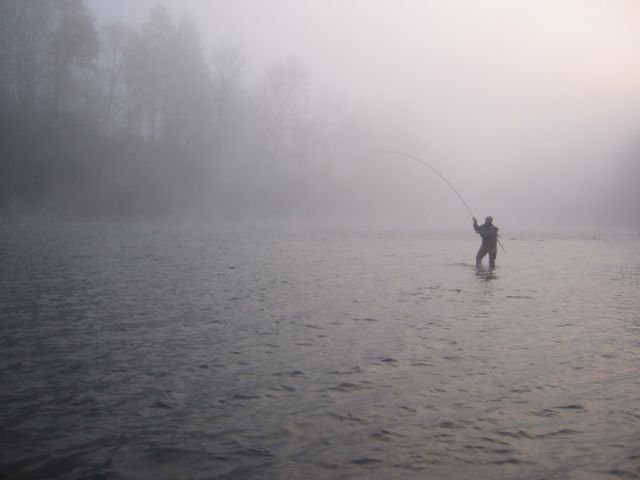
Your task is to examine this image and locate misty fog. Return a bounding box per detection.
[2,0,640,230]
[5,4,640,478]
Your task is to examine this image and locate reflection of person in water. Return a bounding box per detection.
[473,216,499,269]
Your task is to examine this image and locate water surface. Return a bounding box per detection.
[1,224,639,479]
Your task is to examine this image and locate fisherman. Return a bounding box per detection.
[473,216,499,269]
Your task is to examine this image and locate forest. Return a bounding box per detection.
[0,0,367,221]
[1,0,639,227]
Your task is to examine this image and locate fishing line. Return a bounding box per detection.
[384,150,505,252]
[384,151,475,219]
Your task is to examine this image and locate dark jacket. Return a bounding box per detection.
[474,220,499,249]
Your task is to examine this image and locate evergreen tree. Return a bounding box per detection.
[125,4,174,141]
[164,14,211,150]
[48,0,99,115]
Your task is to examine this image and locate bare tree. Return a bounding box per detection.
[99,21,132,135]
[211,44,245,129]
[256,58,310,164]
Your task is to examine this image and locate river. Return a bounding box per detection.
[1,223,639,479]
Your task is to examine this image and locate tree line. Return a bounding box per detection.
[0,0,360,220]
[4,1,635,227]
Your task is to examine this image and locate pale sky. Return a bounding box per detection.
[87,0,640,228]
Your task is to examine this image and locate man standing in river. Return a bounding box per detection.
[473,216,499,269]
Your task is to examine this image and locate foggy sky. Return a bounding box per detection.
[87,0,640,230]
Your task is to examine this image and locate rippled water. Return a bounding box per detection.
[1,223,639,479]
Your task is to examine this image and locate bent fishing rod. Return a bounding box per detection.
[384,151,505,252]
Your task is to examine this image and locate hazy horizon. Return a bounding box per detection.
[84,0,640,230]
[3,0,640,230]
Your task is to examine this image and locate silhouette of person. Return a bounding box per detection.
[473,216,499,269]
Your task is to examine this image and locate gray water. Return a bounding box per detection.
[1,223,639,480]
